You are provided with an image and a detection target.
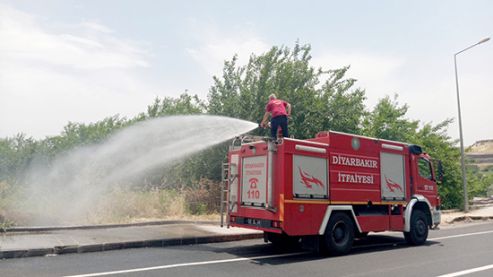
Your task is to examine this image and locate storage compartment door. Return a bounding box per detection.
[380,152,406,200]
[293,155,328,199]
[241,156,268,207]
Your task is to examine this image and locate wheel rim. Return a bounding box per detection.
[332,220,348,244]
[415,219,427,238]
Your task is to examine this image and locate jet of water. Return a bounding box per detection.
[17,115,257,225]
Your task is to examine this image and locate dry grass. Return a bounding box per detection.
[0,181,221,226]
[89,188,188,224]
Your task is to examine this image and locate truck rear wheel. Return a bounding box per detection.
[404,209,428,245]
[324,212,355,255]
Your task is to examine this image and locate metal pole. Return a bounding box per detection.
[453,54,469,212]
[453,37,490,212]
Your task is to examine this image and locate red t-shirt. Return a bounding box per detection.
[266,99,288,118]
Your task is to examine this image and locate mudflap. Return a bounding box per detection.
[431,210,441,230]
[301,235,322,253]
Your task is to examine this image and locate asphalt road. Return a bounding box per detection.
[2,222,493,277]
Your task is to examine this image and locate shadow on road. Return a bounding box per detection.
[161,234,441,267]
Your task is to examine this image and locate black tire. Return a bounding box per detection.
[404,209,429,245]
[324,213,355,255]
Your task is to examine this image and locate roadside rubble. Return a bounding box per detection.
[441,202,493,225]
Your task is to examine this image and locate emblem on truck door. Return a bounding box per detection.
[249,177,259,189]
[247,177,260,199]
[298,166,324,189]
[385,175,403,192]
[352,137,361,150]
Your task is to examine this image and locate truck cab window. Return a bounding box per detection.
[418,158,433,180]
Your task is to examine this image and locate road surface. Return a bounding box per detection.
[1,222,493,277]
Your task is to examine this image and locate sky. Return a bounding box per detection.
[0,0,491,146]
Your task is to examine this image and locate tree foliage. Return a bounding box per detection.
[143,93,205,119]
[362,95,419,142]
[0,135,37,183]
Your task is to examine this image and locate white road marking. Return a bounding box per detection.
[431,230,493,241]
[64,229,493,277]
[63,252,306,277]
[436,264,493,277]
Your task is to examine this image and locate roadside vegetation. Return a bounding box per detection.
[1,42,491,225]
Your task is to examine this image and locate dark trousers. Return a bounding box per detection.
[271,115,289,139]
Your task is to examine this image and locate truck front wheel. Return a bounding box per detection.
[404,209,428,245]
[324,212,355,255]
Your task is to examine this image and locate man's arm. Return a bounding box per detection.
[260,111,270,128]
[286,103,292,116]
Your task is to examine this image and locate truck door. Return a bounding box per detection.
[412,156,437,203]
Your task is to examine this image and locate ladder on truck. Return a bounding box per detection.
[220,162,230,228]
[220,137,261,227]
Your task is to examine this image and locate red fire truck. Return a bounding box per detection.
[221,131,442,255]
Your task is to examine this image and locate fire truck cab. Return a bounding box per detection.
[222,131,441,255]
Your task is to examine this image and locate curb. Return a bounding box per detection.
[1,220,218,233]
[0,233,263,259]
[441,209,461,214]
[446,215,493,224]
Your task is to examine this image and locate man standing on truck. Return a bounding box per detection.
[260,93,291,139]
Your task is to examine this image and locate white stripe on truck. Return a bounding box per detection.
[295,145,327,154]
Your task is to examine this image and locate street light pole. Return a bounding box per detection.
[453,37,490,212]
